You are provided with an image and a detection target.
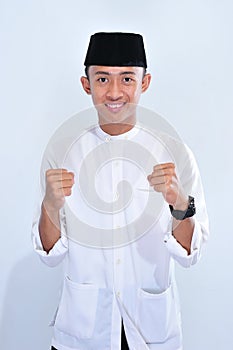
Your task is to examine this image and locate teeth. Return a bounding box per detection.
[106,103,124,109]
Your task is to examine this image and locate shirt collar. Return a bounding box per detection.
[94,123,139,141]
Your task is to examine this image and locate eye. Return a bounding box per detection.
[123,77,133,83]
[97,77,108,83]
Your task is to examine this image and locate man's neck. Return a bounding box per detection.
[99,113,137,136]
[99,122,135,136]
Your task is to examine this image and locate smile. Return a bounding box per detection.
[105,103,125,112]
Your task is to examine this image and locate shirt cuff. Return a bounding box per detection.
[32,221,68,267]
[164,217,203,268]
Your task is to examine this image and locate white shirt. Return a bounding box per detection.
[32,123,209,350]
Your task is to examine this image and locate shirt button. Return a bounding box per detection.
[117,291,121,297]
[116,258,121,264]
[105,136,111,142]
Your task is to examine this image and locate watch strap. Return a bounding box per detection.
[169,196,196,220]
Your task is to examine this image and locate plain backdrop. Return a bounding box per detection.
[0,0,233,349]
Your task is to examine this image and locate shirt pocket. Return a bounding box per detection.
[136,284,180,343]
[54,276,99,339]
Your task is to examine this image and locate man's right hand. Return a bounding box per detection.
[43,169,75,213]
[39,169,75,252]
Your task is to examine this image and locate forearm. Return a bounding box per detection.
[39,202,61,253]
[170,195,195,255]
[172,217,194,255]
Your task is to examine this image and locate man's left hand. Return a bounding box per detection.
[147,162,188,210]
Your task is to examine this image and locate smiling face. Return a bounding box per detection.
[81,66,151,135]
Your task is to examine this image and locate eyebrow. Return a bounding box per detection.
[95,71,136,76]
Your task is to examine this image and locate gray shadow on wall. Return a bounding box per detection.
[0,253,63,350]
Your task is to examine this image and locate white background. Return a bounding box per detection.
[0,0,232,349]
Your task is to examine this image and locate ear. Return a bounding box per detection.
[141,73,151,93]
[80,76,91,95]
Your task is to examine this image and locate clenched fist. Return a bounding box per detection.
[43,169,75,212]
[147,162,188,210]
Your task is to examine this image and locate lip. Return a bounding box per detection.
[105,102,126,113]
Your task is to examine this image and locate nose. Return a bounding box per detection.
[106,79,123,100]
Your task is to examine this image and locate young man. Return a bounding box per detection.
[32,33,209,350]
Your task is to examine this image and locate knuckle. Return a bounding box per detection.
[45,170,52,179]
[65,189,72,196]
[46,176,53,184]
[153,185,160,192]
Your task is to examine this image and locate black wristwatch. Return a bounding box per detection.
[169,196,196,220]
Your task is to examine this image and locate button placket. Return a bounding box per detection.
[112,157,124,299]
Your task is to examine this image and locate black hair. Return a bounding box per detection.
[85,66,90,80]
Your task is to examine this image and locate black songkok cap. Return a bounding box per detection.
[84,32,147,68]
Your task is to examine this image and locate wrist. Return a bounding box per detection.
[42,200,60,217]
[172,196,189,211]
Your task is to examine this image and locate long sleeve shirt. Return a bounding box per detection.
[32,122,209,350]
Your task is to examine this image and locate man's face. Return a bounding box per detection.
[81,66,151,126]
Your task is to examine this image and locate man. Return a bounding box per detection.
[32,32,209,350]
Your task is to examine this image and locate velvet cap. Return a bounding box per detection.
[84,32,147,68]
